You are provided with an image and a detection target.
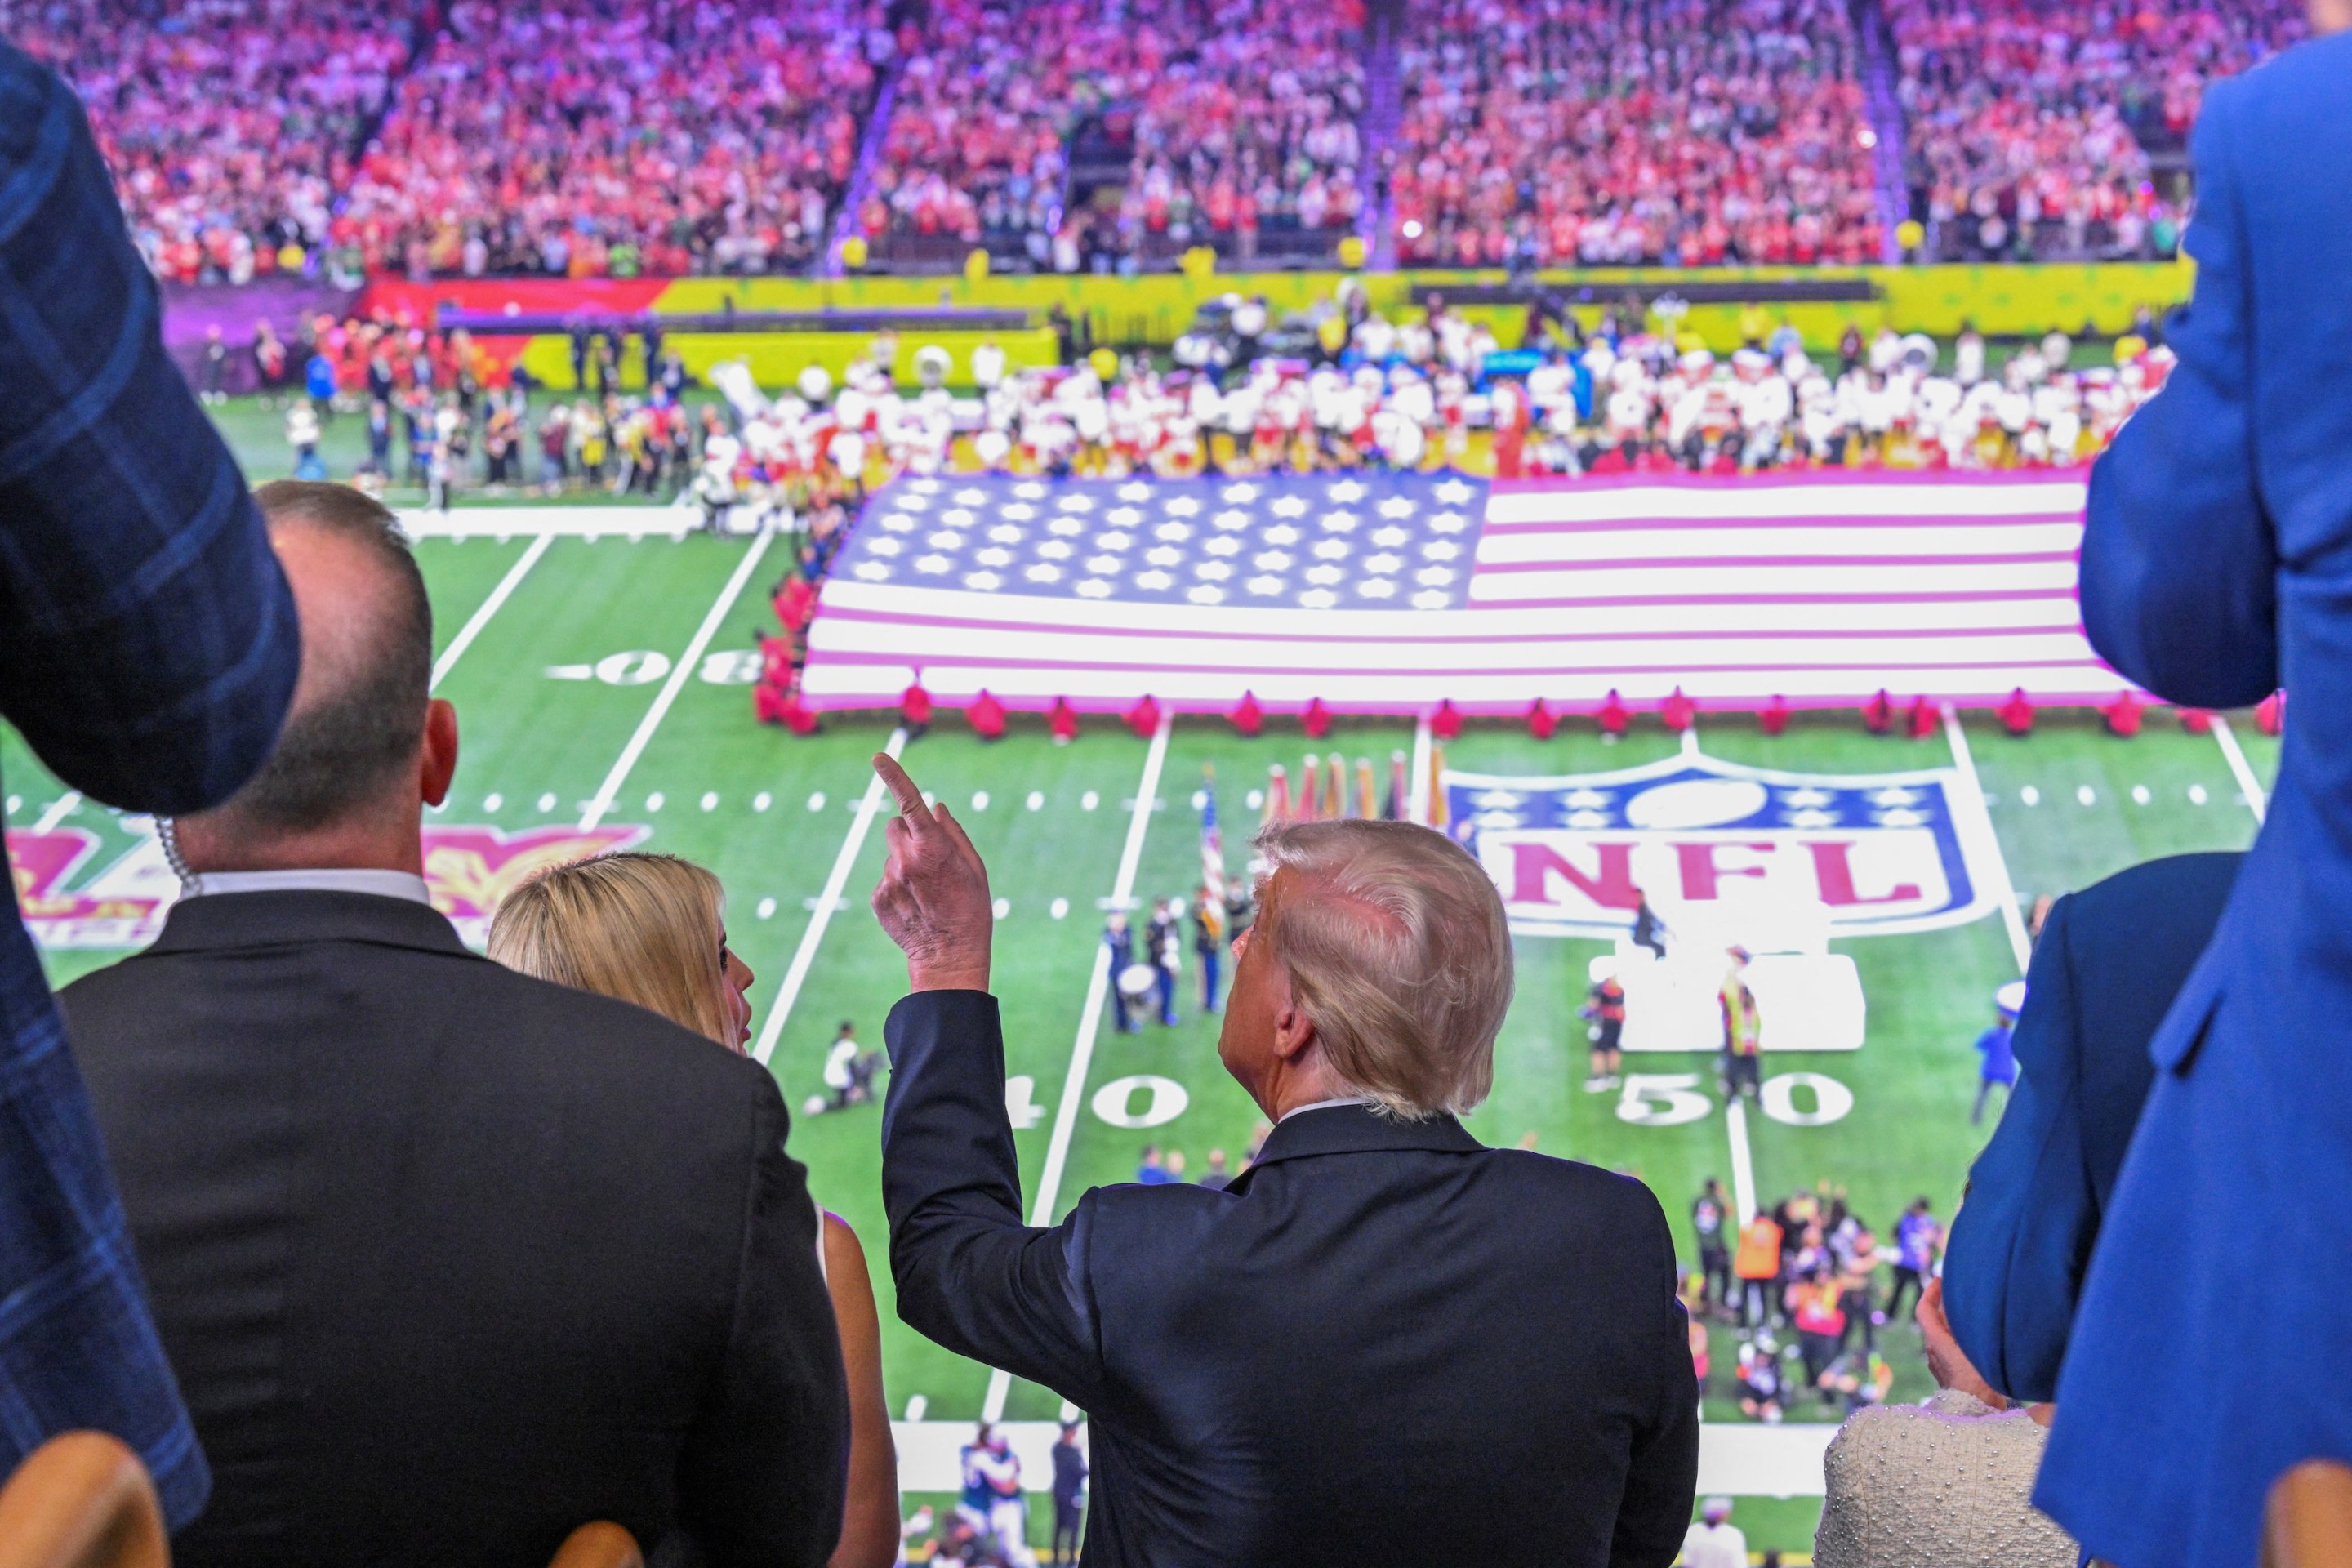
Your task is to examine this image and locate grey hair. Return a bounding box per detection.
[1250,817,1514,1120]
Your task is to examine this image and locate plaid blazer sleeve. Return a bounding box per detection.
[0,42,298,811]
[0,42,300,1533]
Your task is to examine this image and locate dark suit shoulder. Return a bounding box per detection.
[2066,853,2241,936]
[63,935,784,1132]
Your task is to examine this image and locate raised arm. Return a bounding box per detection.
[870,755,1107,1408]
[0,46,298,811]
[2078,82,2277,709]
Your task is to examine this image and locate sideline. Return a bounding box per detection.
[578,530,775,831]
[2209,713,2269,826]
[979,714,1173,1423]
[751,726,911,1067]
[430,532,555,692]
[889,1419,1833,1499]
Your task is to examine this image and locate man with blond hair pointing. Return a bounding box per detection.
[870,754,1696,1568]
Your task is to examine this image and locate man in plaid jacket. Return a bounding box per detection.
[0,42,300,1528]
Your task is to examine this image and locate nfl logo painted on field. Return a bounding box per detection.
[1444,749,2002,942]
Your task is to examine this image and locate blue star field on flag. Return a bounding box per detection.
[835,471,1490,612]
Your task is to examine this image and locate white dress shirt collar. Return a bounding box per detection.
[182,868,433,906]
[1276,1095,1376,1124]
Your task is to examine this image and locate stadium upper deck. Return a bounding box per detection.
[0,0,2307,280]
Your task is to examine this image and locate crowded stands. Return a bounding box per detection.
[2,0,2317,278]
[1890,0,2309,260]
[342,0,885,278]
[1388,0,1883,267]
[1,0,425,281]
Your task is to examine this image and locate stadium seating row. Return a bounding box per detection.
[0,0,2305,278]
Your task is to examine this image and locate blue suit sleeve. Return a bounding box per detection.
[0,47,296,813]
[881,990,1107,1410]
[2078,81,2278,710]
[1944,894,2092,1404]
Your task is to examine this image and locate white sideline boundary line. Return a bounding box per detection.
[431,532,554,692]
[1939,703,2031,974]
[579,529,776,831]
[982,714,1173,1423]
[32,792,82,833]
[2210,713,2268,826]
[751,726,910,1067]
[1407,710,1434,824]
[889,1419,1833,1499]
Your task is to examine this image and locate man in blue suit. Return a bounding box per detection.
[2049,7,2352,1563]
[1942,853,2241,1404]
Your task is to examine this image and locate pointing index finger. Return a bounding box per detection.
[874,753,929,819]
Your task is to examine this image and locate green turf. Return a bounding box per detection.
[3,533,2274,1452]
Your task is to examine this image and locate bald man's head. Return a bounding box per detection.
[203,482,433,833]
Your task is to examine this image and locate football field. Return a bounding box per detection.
[3,521,2277,1553]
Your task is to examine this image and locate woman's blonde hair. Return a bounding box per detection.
[487,851,736,1048]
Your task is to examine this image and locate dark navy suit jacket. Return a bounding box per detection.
[883,991,1698,1568]
[1943,853,2240,1404]
[2049,30,2352,1568]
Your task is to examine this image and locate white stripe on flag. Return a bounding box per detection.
[1479,479,2086,525]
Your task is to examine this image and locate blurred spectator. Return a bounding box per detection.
[1811,1281,2074,1568]
[0,38,301,1526]
[65,482,847,1562]
[1943,854,2241,1405]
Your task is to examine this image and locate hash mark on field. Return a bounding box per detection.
[751,727,911,1067]
[756,898,777,920]
[483,792,504,812]
[32,792,82,833]
[537,793,557,812]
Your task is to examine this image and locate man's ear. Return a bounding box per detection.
[420,698,459,808]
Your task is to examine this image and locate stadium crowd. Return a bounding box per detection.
[341,0,887,278]
[0,0,425,281]
[2,0,2323,280]
[1890,0,2308,261]
[1388,0,1885,267]
[8,10,2352,1568]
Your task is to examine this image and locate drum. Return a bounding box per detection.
[1117,963,1160,1000]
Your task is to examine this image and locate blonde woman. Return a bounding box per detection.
[489,853,899,1568]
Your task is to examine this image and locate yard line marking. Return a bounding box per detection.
[579,530,776,831]
[982,713,1173,1423]
[1939,702,2031,973]
[1407,710,1434,824]
[32,792,81,833]
[1724,1098,1758,1227]
[431,532,555,691]
[2210,714,2268,825]
[1678,714,1761,1225]
[751,725,911,1067]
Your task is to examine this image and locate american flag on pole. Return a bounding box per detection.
[800,470,2119,713]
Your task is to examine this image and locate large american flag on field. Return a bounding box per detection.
[799,470,2122,712]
